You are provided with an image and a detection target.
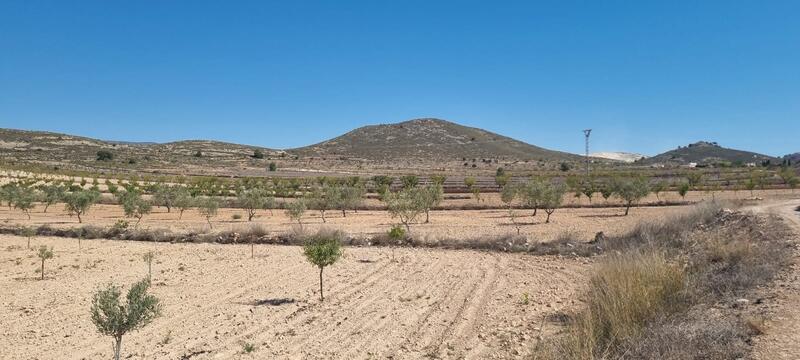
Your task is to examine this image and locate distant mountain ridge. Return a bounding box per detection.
[642,141,777,166]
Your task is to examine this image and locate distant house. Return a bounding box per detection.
[688,162,697,168]
[745,162,757,167]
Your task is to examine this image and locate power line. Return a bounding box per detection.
[583,129,592,177]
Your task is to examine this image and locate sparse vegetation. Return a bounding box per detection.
[12,185,36,219]
[90,279,162,360]
[96,150,114,161]
[237,187,274,221]
[21,226,35,249]
[142,251,155,282]
[384,187,424,232]
[197,197,219,228]
[37,245,54,280]
[118,187,152,227]
[63,189,101,223]
[613,176,651,216]
[285,199,307,226]
[302,229,343,301]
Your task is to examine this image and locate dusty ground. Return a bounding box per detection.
[748,199,800,360]
[0,235,590,359]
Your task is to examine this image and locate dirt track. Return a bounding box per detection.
[747,199,800,360]
[0,235,590,359]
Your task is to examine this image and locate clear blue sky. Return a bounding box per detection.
[1,1,798,156]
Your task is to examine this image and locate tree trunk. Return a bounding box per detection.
[321,210,326,223]
[248,210,255,221]
[251,243,254,259]
[545,211,552,223]
[207,217,213,229]
[148,262,152,282]
[77,213,82,223]
[114,336,122,360]
[44,204,49,213]
[318,266,324,301]
[425,210,430,223]
[27,237,31,249]
[342,209,346,217]
[625,203,631,216]
[40,259,44,280]
[179,210,184,220]
[26,211,31,220]
[532,207,537,217]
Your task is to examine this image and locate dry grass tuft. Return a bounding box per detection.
[535,202,792,360]
[536,251,686,359]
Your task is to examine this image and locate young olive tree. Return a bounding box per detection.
[464,177,480,203]
[285,198,307,226]
[371,175,394,199]
[37,245,54,280]
[599,185,614,204]
[686,172,704,190]
[12,185,36,220]
[778,167,797,189]
[336,185,364,217]
[580,177,596,204]
[302,230,343,302]
[400,175,419,189]
[309,186,339,223]
[90,279,162,360]
[21,226,35,249]
[416,184,443,223]
[500,184,518,209]
[64,189,101,223]
[613,177,651,216]
[519,178,547,218]
[119,188,152,227]
[173,187,193,219]
[152,185,179,213]
[197,197,219,229]
[650,180,668,202]
[678,182,690,200]
[237,188,274,221]
[384,188,424,232]
[142,251,155,282]
[0,183,19,209]
[40,184,65,212]
[429,175,447,186]
[541,182,567,223]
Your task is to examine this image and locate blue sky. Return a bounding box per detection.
[1,1,798,156]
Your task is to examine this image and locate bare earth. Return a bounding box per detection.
[0,235,590,359]
[2,191,797,359]
[749,199,800,360]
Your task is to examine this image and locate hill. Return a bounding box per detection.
[0,119,610,177]
[290,118,581,162]
[0,128,282,176]
[642,141,777,166]
[783,153,800,167]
